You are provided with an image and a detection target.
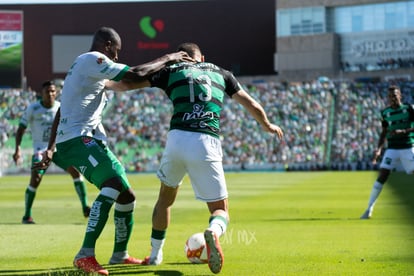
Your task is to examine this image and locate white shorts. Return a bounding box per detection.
[380,148,414,174]
[157,129,228,202]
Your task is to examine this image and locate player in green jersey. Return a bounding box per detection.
[361,85,414,219]
[13,80,90,224]
[142,43,284,274]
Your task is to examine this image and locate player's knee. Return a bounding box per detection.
[117,188,136,204]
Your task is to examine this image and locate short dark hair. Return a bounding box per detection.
[388,85,400,93]
[91,26,121,49]
[177,42,201,59]
[42,80,55,88]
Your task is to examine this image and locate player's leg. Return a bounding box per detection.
[145,183,180,265]
[74,177,118,276]
[399,147,414,174]
[205,199,228,274]
[191,160,230,238]
[191,161,228,275]
[145,130,186,265]
[361,149,396,219]
[188,158,229,273]
[55,137,119,274]
[206,199,229,238]
[73,139,143,272]
[186,133,228,274]
[22,155,45,224]
[107,163,142,265]
[66,166,90,217]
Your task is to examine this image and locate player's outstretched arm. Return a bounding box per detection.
[107,51,194,92]
[232,89,284,140]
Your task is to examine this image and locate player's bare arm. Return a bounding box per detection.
[106,51,194,92]
[32,108,60,170]
[372,127,387,164]
[13,125,25,165]
[232,89,284,139]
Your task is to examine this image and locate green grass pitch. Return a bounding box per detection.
[0,171,413,275]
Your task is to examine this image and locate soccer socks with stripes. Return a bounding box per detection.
[149,229,166,265]
[23,186,36,218]
[111,202,135,257]
[80,192,115,249]
[208,214,228,237]
[73,178,88,209]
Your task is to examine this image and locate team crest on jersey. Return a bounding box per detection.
[96,57,105,64]
[82,137,96,147]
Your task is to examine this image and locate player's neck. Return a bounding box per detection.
[40,100,53,108]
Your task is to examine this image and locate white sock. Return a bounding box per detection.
[367,181,384,210]
[27,185,37,192]
[208,215,228,237]
[150,238,165,264]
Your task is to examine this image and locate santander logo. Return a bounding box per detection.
[138,16,169,50]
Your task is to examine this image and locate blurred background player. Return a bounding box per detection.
[143,42,284,274]
[361,85,414,219]
[13,80,90,224]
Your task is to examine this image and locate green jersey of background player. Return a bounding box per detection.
[143,42,284,274]
[361,85,414,219]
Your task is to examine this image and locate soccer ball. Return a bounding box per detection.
[184,232,208,264]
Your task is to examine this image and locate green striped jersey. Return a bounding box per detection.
[381,103,414,149]
[149,62,241,138]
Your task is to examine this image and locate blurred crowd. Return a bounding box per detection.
[0,88,37,148]
[2,79,414,173]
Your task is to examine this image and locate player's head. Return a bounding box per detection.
[90,26,121,62]
[387,85,402,108]
[41,80,57,107]
[177,42,204,62]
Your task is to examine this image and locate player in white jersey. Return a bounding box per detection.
[13,80,90,224]
[33,27,193,275]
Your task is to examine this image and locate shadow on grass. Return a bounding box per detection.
[266,217,361,222]
[387,172,414,222]
[0,265,185,275]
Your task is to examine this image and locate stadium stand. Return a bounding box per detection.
[2,79,412,174]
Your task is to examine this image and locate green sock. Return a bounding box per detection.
[113,210,134,253]
[74,180,88,209]
[151,228,166,240]
[24,186,36,218]
[82,194,114,248]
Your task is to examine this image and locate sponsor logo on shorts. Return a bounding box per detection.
[385,157,392,165]
[79,166,87,175]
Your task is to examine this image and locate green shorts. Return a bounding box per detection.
[32,154,46,175]
[53,136,131,191]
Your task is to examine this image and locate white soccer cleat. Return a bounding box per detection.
[143,250,163,265]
